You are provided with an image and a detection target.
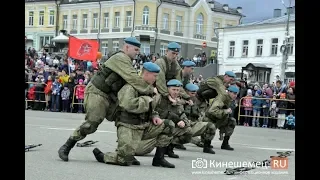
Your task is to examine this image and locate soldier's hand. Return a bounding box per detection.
[177,121,185,128]
[186,100,194,106]
[153,87,159,95]
[225,108,232,114]
[152,117,163,125]
[168,95,177,104]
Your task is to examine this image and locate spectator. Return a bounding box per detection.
[277,93,287,129]
[261,92,270,128]
[61,85,71,112]
[269,100,278,128]
[273,80,286,98]
[59,69,70,86]
[286,112,295,130]
[286,87,295,116]
[252,90,263,127]
[75,79,85,113]
[242,89,253,126]
[51,76,62,112]
[44,76,53,110]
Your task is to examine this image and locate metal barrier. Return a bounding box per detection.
[25,82,47,109]
[237,97,295,121]
[71,84,86,111]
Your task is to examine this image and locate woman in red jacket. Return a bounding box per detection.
[44,76,53,110]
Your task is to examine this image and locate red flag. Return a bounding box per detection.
[68,36,99,62]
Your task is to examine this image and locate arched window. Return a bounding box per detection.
[196,13,204,34]
[142,6,149,25]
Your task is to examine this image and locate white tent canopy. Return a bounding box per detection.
[51,32,69,43]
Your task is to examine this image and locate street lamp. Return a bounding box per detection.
[279,0,292,83]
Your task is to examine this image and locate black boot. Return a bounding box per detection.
[58,138,77,161]
[93,148,105,163]
[174,144,187,150]
[203,140,215,154]
[152,147,175,168]
[165,144,179,158]
[221,136,234,150]
[132,157,141,165]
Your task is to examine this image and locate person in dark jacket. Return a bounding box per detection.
[261,92,270,128]
[251,90,263,127]
[277,93,287,128]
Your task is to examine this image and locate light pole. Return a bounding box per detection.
[279,0,292,83]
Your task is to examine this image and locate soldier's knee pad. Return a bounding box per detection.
[79,121,99,136]
[206,122,216,133]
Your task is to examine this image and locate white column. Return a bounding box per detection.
[77,10,81,33]
[189,9,194,38]
[120,6,125,31]
[88,10,92,32]
[206,14,212,42]
[109,7,114,32]
[183,10,188,38]
[68,10,71,33]
[170,10,175,35]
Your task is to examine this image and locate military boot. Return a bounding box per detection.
[58,138,77,161]
[152,147,175,168]
[203,140,215,154]
[174,144,187,150]
[165,144,179,158]
[93,148,105,163]
[221,136,234,151]
[132,157,141,165]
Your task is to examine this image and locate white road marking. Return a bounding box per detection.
[26,124,294,151]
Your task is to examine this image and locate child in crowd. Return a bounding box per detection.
[251,90,263,127]
[44,76,53,110]
[242,89,253,126]
[61,85,71,112]
[269,101,278,128]
[261,92,270,128]
[277,93,287,129]
[51,76,62,112]
[75,79,85,113]
[285,112,295,130]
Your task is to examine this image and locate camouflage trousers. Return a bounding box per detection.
[174,121,215,145]
[104,121,172,164]
[135,123,192,156]
[216,117,237,139]
[70,82,111,141]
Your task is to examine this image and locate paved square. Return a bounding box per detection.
[25,111,295,180]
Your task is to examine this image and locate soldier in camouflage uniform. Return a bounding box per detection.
[203,86,239,151]
[58,37,155,162]
[177,83,216,154]
[93,62,176,168]
[134,79,192,158]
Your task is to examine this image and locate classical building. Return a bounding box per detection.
[58,0,243,58]
[25,0,58,50]
[217,8,295,84]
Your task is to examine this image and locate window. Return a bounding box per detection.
[142,6,149,25]
[49,10,55,25]
[256,39,263,56]
[287,37,294,55]
[101,42,108,56]
[271,38,278,56]
[93,13,98,29]
[242,40,249,57]
[176,16,182,32]
[160,43,167,56]
[39,11,44,26]
[63,15,68,29]
[213,22,220,36]
[28,11,34,26]
[82,14,88,29]
[39,36,54,47]
[196,13,203,34]
[229,41,235,57]
[163,13,169,29]
[104,13,109,28]
[72,15,77,30]
[114,12,120,28]
[126,11,132,27]
[113,41,119,52]
[141,42,150,55]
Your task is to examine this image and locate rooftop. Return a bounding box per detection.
[235,13,295,28]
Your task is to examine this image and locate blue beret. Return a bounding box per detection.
[167,79,183,87]
[225,71,236,78]
[167,42,181,52]
[124,37,141,48]
[182,61,196,67]
[143,62,160,73]
[185,83,199,92]
[227,86,239,93]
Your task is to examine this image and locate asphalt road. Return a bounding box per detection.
[25,110,295,180]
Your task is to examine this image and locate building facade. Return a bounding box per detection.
[58,0,243,58]
[25,0,58,51]
[217,10,295,84]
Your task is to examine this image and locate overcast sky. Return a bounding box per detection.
[216,0,295,23]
